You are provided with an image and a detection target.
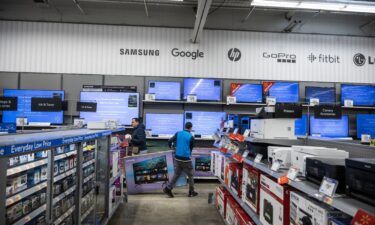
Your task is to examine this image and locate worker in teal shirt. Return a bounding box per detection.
[163,122,198,198]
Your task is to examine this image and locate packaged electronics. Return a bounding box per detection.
[290,191,344,225]
[305,158,346,194]
[41,166,48,181]
[235,207,256,225]
[210,151,218,176]
[260,174,292,225]
[242,163,260,214]
[228,163,243,197]
[328,217,352,225]
[226,196,240,225]
[250,119,296,139]
[267,146,292,168]
[224,159,237,186]
[6,202,23,223]
[345,158,375,205]
[216,186,230,219]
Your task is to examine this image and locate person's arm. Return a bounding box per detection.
[131,129,145,145]
[168,133,177,149]
[190,136,195,152]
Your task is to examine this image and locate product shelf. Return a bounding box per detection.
[82,189,95,199]
[53,185,76,204]
[142,100,226,105]
[54,150,77,161]
[7,158,48,176]
[108,199,122,220]
[13,204,46,225]
[193,176,218,180]
[109,173,121,185]
[6,181,47,207]
[82,159,95,168]
[245,137,304,146]
[81,205,94,222]
[53,205,75,225]
[54,168,77,183]
[83,173,95,184]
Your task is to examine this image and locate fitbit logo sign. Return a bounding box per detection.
[307,53,340,63]
[228,48,241,62]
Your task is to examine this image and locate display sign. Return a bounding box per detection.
[271,160,282,172]
[226,96,237,104]
[187,94,197,102]
[319,176,339,197]
[254,154,263,163]
[0,123,17,133]
[275,103,302,118]
[310,98,319,106]
[266,97,276,106]
[314,105,342,119]
[76,102,97,112]
[287,167,299,181]
[344,99,354,107]
[0,97,17,111]
[145,93,156,101]
[31,98,62,112]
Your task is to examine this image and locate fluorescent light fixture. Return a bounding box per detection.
[251,0,375,14]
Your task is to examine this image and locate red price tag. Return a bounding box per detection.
[351,209,375,225]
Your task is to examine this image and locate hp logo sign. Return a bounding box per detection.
[228,48,241,62]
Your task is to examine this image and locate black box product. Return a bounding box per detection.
[23,199,31,215]
[31,195,40,210]
[241,163,260,214]
[306,158,346,194]
[329,217,352,225]
[345,158,375,206]
[59,160,65,173]
[6,202,23,223]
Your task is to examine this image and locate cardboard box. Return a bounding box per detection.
[211,151,218,176]
[217,186,230,219]
[226,196,240,225]
[224,158,237,186]
[228,162,243,197]
[235,207,256,225]
[259,174,291,225]
[242,163,260,214]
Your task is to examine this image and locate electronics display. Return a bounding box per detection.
[295,115,307,136]
[80,91,139,125]
[305,86,336,104]
[241,164,260,213]
[183,78,222,101]
[192,154,211,177]
[133,155,169,185]
[310,115,349,137]
[228,163,242,197]
[145,113,183,137]
[2,89,65,124]
[230,83,263,103]
[263,82,299,103]
[226,196,239,225]
[250,118,296,139]
[184,111,226,137]
[148,81,181,101]
[234,207,255,225]
[357,114,375,139]
[216,186,230,219]
[267,146,292,168]
[341,84,375,106]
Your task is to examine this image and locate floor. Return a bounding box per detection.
[108,182,225,225]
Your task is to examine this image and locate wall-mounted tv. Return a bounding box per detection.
[148,81,181,101]
[230,83,263,103]
[183,78,222,101]
[2,89,65,124]
[145,113,183,136]
[341,84,375,106]
[295,114,308,136]
[80,92,139,125]
[305,86,336,104]
[310,115,349,137]
[184,111,226,137]
[263,82,299,103]
[357,114,375,139]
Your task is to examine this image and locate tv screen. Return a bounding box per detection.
[295,114,308,136]
[341,84,375,106]
[80,92,139,125]
[184,111,226,137]
[183,78,221,101]
[230,83,263,103]
[133,155,169,185]
[357,114,375,139]
[148,81,181,101]
[194,155,211,172]
[310,115,349,137]
[305,86,336,104]
[263,82,299,103]
[145,113,183,136]
[2,89,64,124]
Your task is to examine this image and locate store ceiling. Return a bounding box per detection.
[0,0,374,39]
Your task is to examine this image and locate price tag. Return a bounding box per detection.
[145,129,152,137]
[271,160,282,172]
[344,99,353,107]
[319,176,338,197]
[287,167,299,181]
[361,134,371,143]
[310,98,319,106]
[266,97,276,106]
[233,128,238,134]
[254,154,263,163]
[145,93,155,101]
[187,95,197,102]
[227,96,237,105]
[243,129,250,137]
[242,150,249,158]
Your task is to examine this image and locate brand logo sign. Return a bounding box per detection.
[263,52,296,63]
[353,53,374,66]
[228,48,241,62]
[307,53,340,63]
[120,48,160,56]
[171,48,204,60]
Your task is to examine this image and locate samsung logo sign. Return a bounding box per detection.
[120,48,160,56]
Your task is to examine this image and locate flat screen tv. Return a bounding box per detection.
[183,78,222,101]
[263,82,299,103]
[230,83,263,103]
[80,92,139,125]
[295,114,307,136]
[194,156,211,172]
[310,115,349,137]
[341,84,375,106]
[148,81,181,101]
[184,111,226,137]
[145,113,183,136]
[305,86,336,104]
[2,89,64,124]
[132,155,169,185]
[357,114,375,139]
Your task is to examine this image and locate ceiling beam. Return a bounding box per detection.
[191,0,212,43]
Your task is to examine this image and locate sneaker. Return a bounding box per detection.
[163,187,174,198]
[188,191,198,197]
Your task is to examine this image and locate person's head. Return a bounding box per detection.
[185,122,193,131]
[131,118,141,128]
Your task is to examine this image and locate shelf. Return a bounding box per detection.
[53,205,75,225]
[110,173,121,185]
[53,185,76,204]
[6,181,47,207]
[143,100,226,105]
[82,188,95,199]
[13,204,47,225]
[302,104,375,110]
[245,137,304,146]
[218,179,263,225]
[7,158,48,176]
[225,102,266,106]
[82,159,95,168]
[83,173,95,184]
[194,176,218,180]
[54,168,77,183]
[108,200,122,221]
[81,205,95,222]
[54,150,77,161]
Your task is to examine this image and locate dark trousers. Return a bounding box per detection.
[167,159,195,192]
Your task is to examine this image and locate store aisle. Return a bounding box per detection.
[108,182,225,225]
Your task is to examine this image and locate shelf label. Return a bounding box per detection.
[310,98,319,106]
[77,102,97,112]
[254,154,263,163]
[226,96,236,105]
[187,94,197,102]
[0,97,17,111]
[266,97,276,106]
[314,104,342,119]
[352,209,375,225]
[31,97,62,112]
[287,166,299,181]
[344,99,353,107]
[243,129,250,137]
[145,93,155,101]
[242,150,249,158]
[319,176,338,197]
[271,159,282,172]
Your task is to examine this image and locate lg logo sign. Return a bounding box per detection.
[353,53,374,66]
[228,48,241,62]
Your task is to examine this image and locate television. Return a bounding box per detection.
[145,113,183,136]
[148,81,181,101]
[2,89,65,124]
[341,84,375,106]
[183,78,222,101]
[357,114,375,139]
[263,82,299,103]
[194,155,211,172]
[132,155,169,185]
[310,115,349,137]
[295,114,308,136]
[80,92,139,125]
[305,86,336,104]
[184,111,226,137]
[230,83,263,103]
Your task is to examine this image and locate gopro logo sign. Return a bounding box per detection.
[228,48,241,62]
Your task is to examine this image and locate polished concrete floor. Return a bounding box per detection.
[108,182,225,225]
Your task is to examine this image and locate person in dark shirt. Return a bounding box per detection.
[127,118,147,152]
[163,122,198,198]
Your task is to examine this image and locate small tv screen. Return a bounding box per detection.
[2,89,64,124]
[263,82,299,103]
[310,115,349,137]
[230,83,263,103]
[194,156,211,172]
[357,114,375,139]
[295,114,308,136]
[341,84,375,106]
[145,113,183,136]
[305,86,336,104]
[183,78,221,101]
[133,155,169,185]
[184,111,226,136]
[148,81,181,101]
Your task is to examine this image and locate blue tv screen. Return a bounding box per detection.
[264,82,299,103]
[230,83,263,103]
[305,86,336,104]
[310,115,349,137]
[2,89,64,124]
[295,114,308,136]
[80,92,139,125]
[341,84,375,106]
[145,113,183,136]
[148,81,181,101]
[357,114,375,139]
[185,111,226,136]
[183,78,221,101]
